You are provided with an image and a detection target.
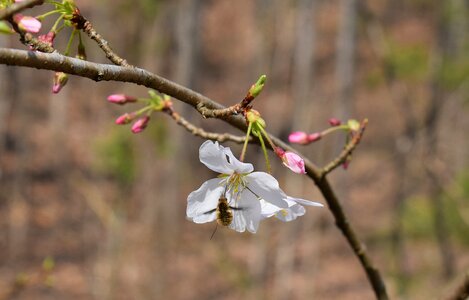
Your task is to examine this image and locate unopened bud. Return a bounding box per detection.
[0,21,13,34]
[52,72,68,94]
[107,94,137,105]
[275,147,306,174]
[307,132,322,142]
[328,118,341,127]
[248,75,267,98]
[14,14,41,33]
[38,31,56,46]
[288,131,309,144]
[131,116,150,133]
[246,109,266,128]
[115,113,135,125]
[342,157,352,170]
[76,42,86,60]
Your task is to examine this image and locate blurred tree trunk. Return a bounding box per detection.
[390,85,415,295]
[4,38,30,264]
[423,0,459,279]
[273,0,317,299]
[249,2,279,299]
[335,0,357,123]
[364,10,415,294]
[333,0,357,204]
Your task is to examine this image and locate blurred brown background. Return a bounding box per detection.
[1,0,469,299]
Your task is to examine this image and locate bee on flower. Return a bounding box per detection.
[186,140,323,233]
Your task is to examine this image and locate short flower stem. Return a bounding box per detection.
[321,125,349,136]
[35,10,60,20]
[64,28,77,56]
[135,105,153,116]
[51,15,64,32]
[257,130,271,173]
[78,30,84,46]
[257,125,277,151]
[239,121,253,162]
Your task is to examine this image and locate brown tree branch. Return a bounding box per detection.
[320,119,368,177]
[196,75,265,118]
[0,0,43,21]
[163,106,247,143]
[0,47,388,299]
[70,10,130,67]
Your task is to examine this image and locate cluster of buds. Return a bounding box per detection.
[243,106,306,175]
[108,90,171,134]
[288,118,349,145]
[288,118,363,169]
[0,1,41,34]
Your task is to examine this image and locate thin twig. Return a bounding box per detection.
[196,79,260,118]
[0,0,44,21]
[196,102,242,118]
[0,48,388,299]
[164,107,246,143]
[70,10,130,67]
[320,119,368,177]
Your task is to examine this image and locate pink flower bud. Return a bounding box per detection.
[52,72,68,94]
[328,118,341,126]
[107,94,137,105]
[14,14,41,33]
[342,156,352,170]
[307,132,322,143]
[115,113,135,125]
[275,147,306,174]
[38,31,56,46]
[342,160,350,170]
[288,131,309,144]
[131,116,150,133]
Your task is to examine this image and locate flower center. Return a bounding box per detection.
[226,172,246,194]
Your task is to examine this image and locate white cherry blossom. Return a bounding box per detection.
[187,140,291,233]
[187,140,323,233]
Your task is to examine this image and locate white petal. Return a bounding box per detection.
[199,140,234,174]
[275,204,306,222]
[222,147,254,174]
[228,189,261,233]
[187,178,224,223]
[260,199,281,218]
[287,196,324,207]
[245,172,289,208]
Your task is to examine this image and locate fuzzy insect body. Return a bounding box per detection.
[216,197,233,226]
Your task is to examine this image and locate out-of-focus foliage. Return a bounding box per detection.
[402,171,469,245]
[439,53,469,91]
[384,41,429,82]
[402,196,433,239]
[147,118,172,157]
[93,128,135,184]
[445,171,469,245]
